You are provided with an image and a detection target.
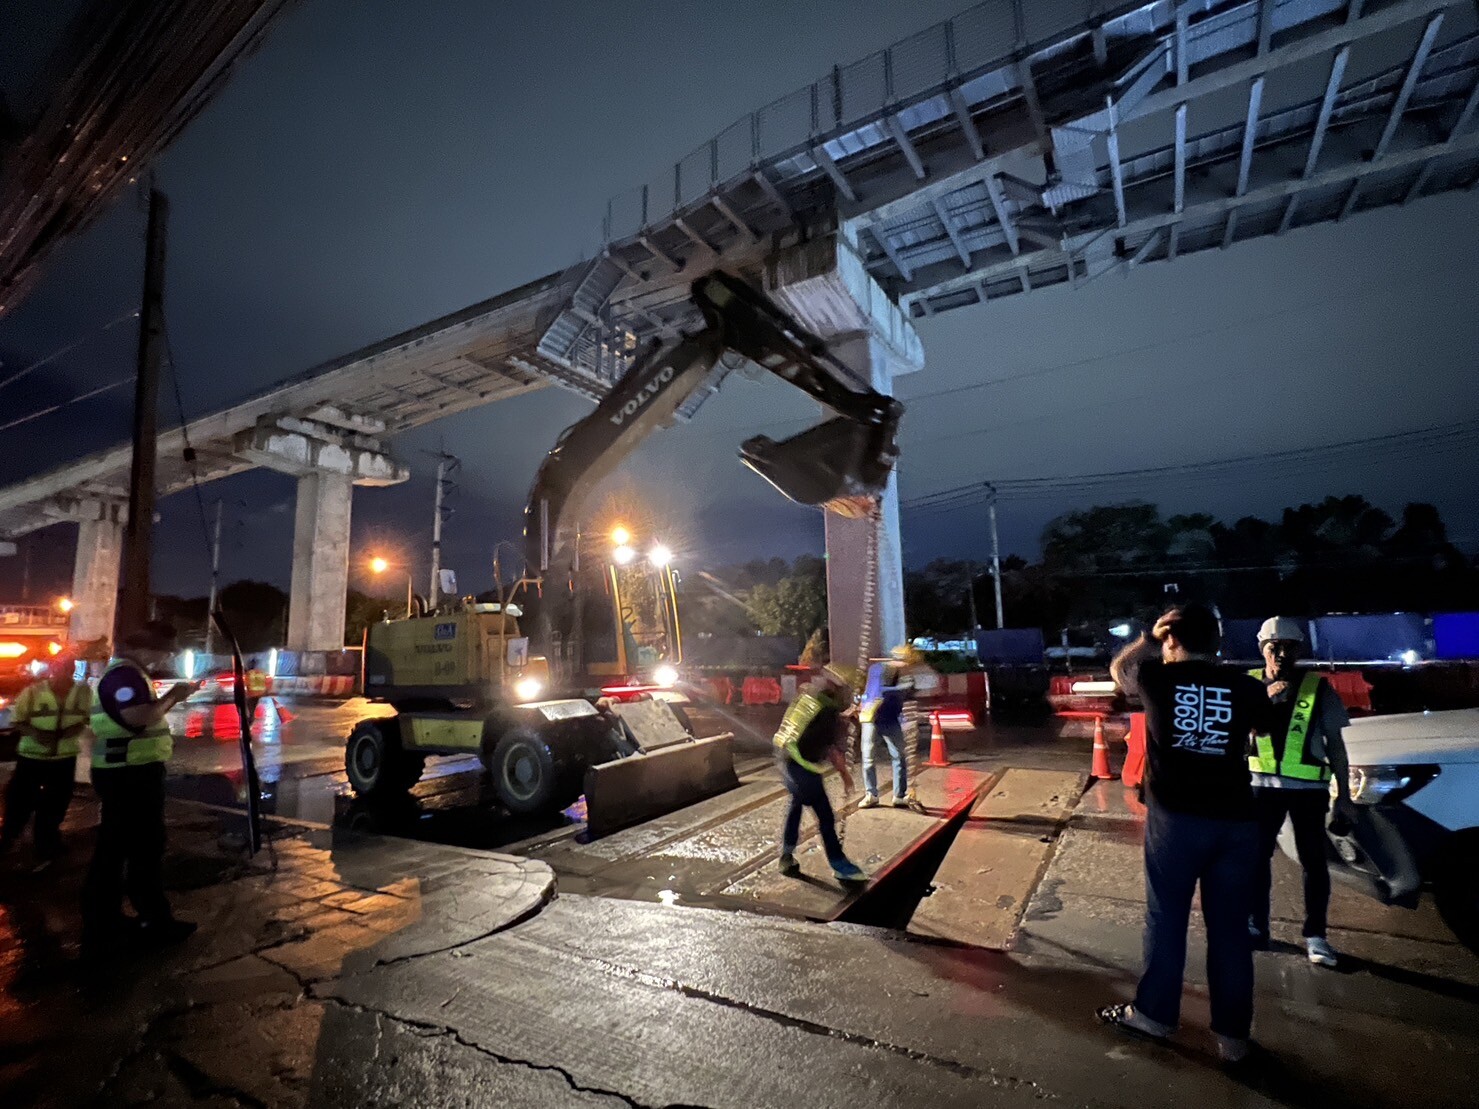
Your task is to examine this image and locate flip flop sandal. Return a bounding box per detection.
[1096,1003,1167,1042]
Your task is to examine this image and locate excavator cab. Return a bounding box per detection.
[740,412,900,519]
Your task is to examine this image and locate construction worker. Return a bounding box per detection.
[858,650,926,811]
[244,665,270,722]
[1098,605,1271,1065]
[82,621,202,955]
[891,643,938,807]
[0,647,90,872]
[1248,617,1355,968]
[774,662,866,883]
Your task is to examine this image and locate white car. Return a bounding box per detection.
[1285,708,1479,953]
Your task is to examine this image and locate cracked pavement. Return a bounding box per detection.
[4,773,1479,1107]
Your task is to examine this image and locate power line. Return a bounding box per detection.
[902,416,1479,509]
[0,310,139,391]
[0,375,135,433]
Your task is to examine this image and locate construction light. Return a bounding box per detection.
[1400,650,1420,667]
[57,596,75,614]
[653,665,678,688]
[611,526,631,547]
[612,544,636,566]
[648,544,672,567]
[514,677,542,702]
[268,647,280,679]
[369,556,389,575]
[1109,623,1132,638]
[182,649,196,681]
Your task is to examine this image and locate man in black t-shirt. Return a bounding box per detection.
[1097,605,1270,1065]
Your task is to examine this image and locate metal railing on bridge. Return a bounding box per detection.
[601,0,1091,241]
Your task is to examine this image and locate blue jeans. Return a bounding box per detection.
[1135,800,1259,1040]
[779,754,848,868]
[861,720,907,800]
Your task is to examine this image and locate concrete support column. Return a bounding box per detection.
[234,406,409,654]
[767,229,924,669]
[287,470,353,652]
[69,501,125,644]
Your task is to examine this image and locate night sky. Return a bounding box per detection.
[3,0,1478,603]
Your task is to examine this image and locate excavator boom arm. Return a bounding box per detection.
[523,272,903,578]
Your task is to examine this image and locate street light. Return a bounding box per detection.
[648,544,672,567]
[369,556,414,618]
[611,525,631,547]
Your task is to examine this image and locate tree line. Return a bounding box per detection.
[908,496,1479,637]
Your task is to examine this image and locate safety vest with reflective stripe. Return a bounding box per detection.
[1248,670,1330,782]
[90,660,174,768]
[13,679,91,760]
[773,689,838,773]
[244,670,269,697]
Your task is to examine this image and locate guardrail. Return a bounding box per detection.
[600,0,1072,241]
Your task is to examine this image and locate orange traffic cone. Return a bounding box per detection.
[925,712,951,767]
[1090,715,1117,781]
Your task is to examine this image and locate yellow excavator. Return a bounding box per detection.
[343,272,902,836]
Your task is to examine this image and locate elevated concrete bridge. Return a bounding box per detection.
[3,0,1476,660]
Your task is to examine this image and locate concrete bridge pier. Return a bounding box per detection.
[234,408,408,652]
[62,498,126,645]
[767,230,924,668]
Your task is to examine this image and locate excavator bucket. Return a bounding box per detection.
[740,411,900,516]
[583,699,739,838]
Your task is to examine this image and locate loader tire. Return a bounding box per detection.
[488,726,567,814]
[346,720,424,798]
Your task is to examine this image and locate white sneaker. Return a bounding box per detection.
[858,794,879,809]
[1306,937,1338,967]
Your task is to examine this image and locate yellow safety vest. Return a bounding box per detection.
[12,679,91,760]
[90,659,174,768]
[245,670,269,697]
[1248,670,1330,782]
[773,689,838,773]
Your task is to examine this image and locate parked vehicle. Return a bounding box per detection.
[1286,708,1479,952]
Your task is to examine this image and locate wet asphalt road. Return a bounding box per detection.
[159,694,780,852]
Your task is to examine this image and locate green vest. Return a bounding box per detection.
[14,679,90,760]
[1248,670,1330,782]
[90,659,174,769]
[773,689,837,773]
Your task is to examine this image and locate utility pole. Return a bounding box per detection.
[987,483,1004,629]
[204,498,222,656]
[427,451,459,608]
[117,188,168,642]
[965,560,979,631]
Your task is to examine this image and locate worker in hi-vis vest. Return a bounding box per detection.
[0,645,90,871]
[1248,617,1356,969]
[82,621,202,956]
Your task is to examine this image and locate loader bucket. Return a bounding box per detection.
[583,733,738,838]
[740,413,899,517]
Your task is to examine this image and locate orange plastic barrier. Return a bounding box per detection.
[707,677,734,705]
[741,676,783,705]
[1320,671,1373,713]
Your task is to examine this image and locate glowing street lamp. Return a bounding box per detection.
[648,544,673,567]
[610,525,631,547]
[612,544,636,566]
[370,556,413,618]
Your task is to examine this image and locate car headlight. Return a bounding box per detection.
[1349,764,1440,806]
[513,677,542,702]
[653,665,678,688]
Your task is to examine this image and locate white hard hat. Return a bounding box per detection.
[1257,616,1305,645]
